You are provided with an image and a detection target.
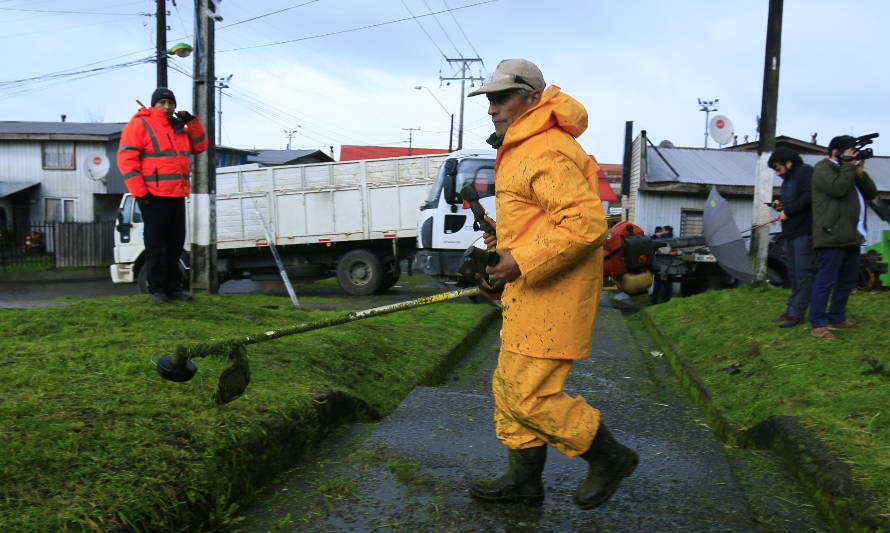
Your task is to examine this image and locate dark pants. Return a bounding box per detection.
[784,234,816,319]
[140,196,186,294]
[809,246,860,328]
[650,275,672,304]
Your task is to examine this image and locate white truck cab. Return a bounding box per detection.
[415,150,497,280]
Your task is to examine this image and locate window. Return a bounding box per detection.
[42,142,76,170]
[45,198,76,222]
[453,160,495,203]
[680,209,704,236]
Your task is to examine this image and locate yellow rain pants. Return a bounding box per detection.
[493,348,600,458]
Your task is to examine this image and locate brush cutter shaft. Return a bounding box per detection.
[170,286,482,366]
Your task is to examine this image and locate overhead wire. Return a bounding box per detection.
[399,0,447,59]
[442,0,485,69]
[218,0,497,53]
[218,0,320,30]
[0,6,148,16]
[421,0,462,56]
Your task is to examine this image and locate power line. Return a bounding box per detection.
[218,0,498,53]
[422,0,461,56]
[219,0,319,29]
[0,7,149,16]
[442,0,484,69]
[400,0,447,59]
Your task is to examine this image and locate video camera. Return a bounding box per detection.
[835,132,879,161]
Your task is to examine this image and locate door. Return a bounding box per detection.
[113,194,145,264]
[433,158,496,251]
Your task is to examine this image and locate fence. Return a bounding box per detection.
[0,221,115,271]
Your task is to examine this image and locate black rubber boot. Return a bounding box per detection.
[574,423,638,509]
[469,446,547,504]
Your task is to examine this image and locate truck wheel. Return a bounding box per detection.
[337,250,384,295]
[135,253,190,294]
[136,263,149,293]
[374,261,401,294]
[766,266,786,288]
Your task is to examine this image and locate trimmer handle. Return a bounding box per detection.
[460,183,496,235]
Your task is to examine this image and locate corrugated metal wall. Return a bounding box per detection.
[0,140,113,221]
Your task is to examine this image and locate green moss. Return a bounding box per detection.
[646,286,890,518]
[0,293,491,531]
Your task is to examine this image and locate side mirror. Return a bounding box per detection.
[444,158,458,176]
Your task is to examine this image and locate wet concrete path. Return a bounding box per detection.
[230,297,829,532]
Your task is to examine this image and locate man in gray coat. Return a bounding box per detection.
[809,135,878,339]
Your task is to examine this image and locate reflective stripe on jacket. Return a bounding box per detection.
[495,85,607,359]
[117,106,208,197]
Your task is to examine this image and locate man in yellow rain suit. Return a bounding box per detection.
[467,59,638,509]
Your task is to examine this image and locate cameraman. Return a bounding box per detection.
[809,135,878,339]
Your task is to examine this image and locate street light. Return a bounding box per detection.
[414,86,454,152]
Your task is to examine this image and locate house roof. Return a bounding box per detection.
[339,145,450,161]
[0,121,124,140]
[726,135,827,155]
[646,145,890,191]
[247,149,334,165]
[217,146,259,156]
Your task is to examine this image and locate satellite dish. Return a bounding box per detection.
[84,154,110,181]
[659,140,675,148]
[709,115,734,146]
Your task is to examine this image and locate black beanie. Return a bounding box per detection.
[150,87,176,107]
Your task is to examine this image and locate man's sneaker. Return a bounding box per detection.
[167,290,194,302]
[827,321,859,330]
[779,316,803,328]
[149,291,169,303]
[811,327,834,339]
[771,313,792,323]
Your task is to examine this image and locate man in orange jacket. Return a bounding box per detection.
[467,59,638,509]
[117,88,208,302]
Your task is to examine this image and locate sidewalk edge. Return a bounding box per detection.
[640,309,889,533]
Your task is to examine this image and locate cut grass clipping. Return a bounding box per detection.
[0,293,491,532]
[647,286,890,517]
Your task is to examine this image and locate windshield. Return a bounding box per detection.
[426,162,449,206]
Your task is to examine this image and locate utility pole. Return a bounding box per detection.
[284,129,299,150]
[215,74,232,145]
[191,0,218,293]
[440,58,483,150]
[751,0,783,285]
[155,0,168,87]
[698,98,719,148]
[402,127,421,155]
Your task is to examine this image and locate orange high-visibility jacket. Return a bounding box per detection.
[495,85,607,359]
[117,106,208,198]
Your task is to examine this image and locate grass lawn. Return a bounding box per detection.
[646,285,890,516]
[0,292,492,532]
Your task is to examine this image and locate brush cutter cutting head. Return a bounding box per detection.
[156,354,198,382]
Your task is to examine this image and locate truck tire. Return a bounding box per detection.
[374,261,401,294]
[337,249,384,295]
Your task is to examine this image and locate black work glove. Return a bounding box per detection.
[175,110,195,123]
[135,193,152,207]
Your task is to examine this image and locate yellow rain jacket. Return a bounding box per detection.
[495,85,607,360]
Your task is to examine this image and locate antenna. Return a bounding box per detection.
[698,98,719,147]
[83,154,110,182]
[708,115,734,147]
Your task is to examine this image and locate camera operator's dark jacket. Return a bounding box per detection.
[779,162,814,240]
[812,159,877,248]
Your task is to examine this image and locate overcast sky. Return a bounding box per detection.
[1,0,887,163]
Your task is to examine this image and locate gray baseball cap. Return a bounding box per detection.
[467,58,545,97]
